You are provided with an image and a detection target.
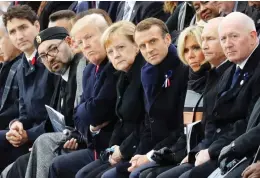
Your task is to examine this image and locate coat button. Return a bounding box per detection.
[119,119,122,122]
[216,128,221,133]
[133,145,136,148]
[118,96,121,99]
[149,118,154,123]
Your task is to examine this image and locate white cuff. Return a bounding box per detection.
[146,150,155,162]
[89,125,101,136]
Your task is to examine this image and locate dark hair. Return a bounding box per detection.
[3,5,38,27]
[49,10,76,22]
[135,17,169,36]
[72,8,112,26]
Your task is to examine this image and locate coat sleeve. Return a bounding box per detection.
[73,72,117,132]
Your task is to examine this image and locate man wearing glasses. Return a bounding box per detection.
[0,5,57,171]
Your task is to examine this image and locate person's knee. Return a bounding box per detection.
[101,168,116,178]
[75,168,85,178]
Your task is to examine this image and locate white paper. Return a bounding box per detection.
[45,105,65,132]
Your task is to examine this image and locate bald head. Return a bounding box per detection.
[71,14,108,36]
[218,12,258,64]
[201,17,225,67]
[219,12,256,33]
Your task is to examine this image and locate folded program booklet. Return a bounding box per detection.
[45,105,65,132]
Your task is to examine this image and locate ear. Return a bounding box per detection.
[34,21,40,32]
[164,33,172,46]
[249,31,258,45]
[133,43,139,55]
[64,36,72,46]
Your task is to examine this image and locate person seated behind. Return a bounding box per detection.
[0,19,22,130]
[0,5,57,171]
[48,10,75,33]
[100,17,188,178]
[73,20,146,178]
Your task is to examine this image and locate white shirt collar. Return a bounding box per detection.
[61,67,70,82]
[25,50,37,63]
[216,59,228,69]
[236,43,259,70]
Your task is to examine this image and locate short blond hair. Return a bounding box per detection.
[177,25,204,65]
[101,20,136,49]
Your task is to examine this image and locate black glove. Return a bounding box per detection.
[219,158,240,175]
[218,142,236,164]
[151,147,176,165]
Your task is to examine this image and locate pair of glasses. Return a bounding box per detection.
[37,39,64,62]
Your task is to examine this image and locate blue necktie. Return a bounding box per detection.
[230,66,241,89]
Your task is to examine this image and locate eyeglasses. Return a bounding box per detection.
[37,40,64,62]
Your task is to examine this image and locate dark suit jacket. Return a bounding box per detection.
[189,61,232,159]
[119,45,188,158]
[49,55,81,129]
[116,1,169,24]
[0,55,22,129]
[108,54,145,158]
[73,58,118,153]
[208,45,260,159]
[15,53,57,142]
[68,1,119,22]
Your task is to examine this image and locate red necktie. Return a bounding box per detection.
[95,65,99,74]
[31,57,36,65]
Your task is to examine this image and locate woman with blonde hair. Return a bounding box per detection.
[74,20,146,178]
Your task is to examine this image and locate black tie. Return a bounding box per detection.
[230,66,241,89]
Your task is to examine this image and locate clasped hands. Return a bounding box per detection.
[6,121,28,147]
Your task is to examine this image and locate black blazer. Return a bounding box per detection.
[116,1,169,24]
[119,45,188,158]
[189,61,232,157]
[0,55,22,129]
[208,45,260,159]
[109,55,145,156]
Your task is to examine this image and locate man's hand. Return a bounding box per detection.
[218,143,234,163]
[242,161,260,178]
[6,129,22,147]
[6,129,28,147]
[63,138,78,150]
[109,155,118,166]
[111,145,122,163]
[180,155,189,165]
[128,155,150,172]
[90,121,110,132]
[195,149,210,166]
[10,121,24,135]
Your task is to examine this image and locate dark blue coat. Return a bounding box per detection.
[119,45,188,157]
[73,58,118,152]
[15,54,57,141]
[0,54,22,129]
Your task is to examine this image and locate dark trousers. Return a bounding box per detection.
[138,165,174,178]
[156,163,193,178]
[76,159,111,178]
[6,153,30,178]
[189,160,217,178]
[49,148,94,178]
[0,130,29,172]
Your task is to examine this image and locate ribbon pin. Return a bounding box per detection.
[163,70,172,88]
